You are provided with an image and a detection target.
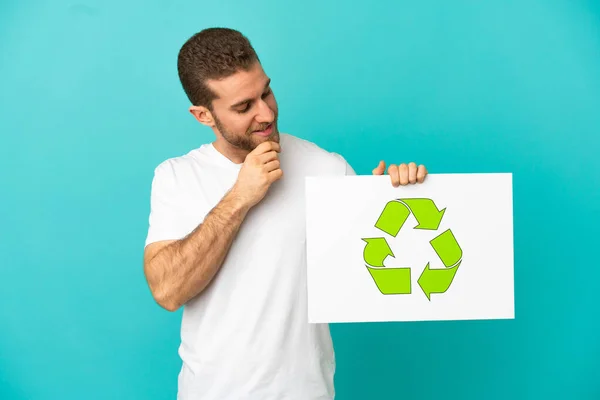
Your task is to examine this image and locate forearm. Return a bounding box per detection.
[146,189,250,311]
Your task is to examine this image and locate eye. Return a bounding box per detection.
[236,104,251,114]
[262,88,272,98]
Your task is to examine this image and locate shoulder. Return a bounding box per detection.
[281,133,355,175]
[150,147,203,188]
[281,133,335,155]
[281,133,350,164]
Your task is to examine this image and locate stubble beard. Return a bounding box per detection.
[214,113,280,152]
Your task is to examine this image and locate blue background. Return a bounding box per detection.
[1,0,599,399]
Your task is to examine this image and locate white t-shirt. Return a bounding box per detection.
[145,133,356,400]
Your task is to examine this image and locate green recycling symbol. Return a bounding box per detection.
[361,198,463,300]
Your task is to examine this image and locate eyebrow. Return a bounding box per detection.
[230,79,271,109]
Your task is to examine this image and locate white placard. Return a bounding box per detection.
[305,173,514,323]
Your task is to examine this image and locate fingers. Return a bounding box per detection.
[399,163,409,185]
[257,150,279,164]
[408,162,417,184]
[388,162,427,186]
[264,156,282,182]
[372,160,385,175]
[252,142,280,165]
[267,168,284,182]
[388,164,400,187]
[417,164,427,183]
[253,141,281,155]
[264,159,280,172]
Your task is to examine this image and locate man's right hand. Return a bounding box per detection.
[231,141,283,209]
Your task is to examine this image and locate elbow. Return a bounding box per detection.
[149,285,181,312]
[155,293,181,312]
[160,301,181,313]
[157,296,180,312]
[144,244,183,312]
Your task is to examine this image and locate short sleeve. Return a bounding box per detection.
[332,152,357,176]
[144,161,190,247]
[344,159,357,176]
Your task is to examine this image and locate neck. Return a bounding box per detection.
[212,138,248,165]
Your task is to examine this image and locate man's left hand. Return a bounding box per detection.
[372,161,428,187]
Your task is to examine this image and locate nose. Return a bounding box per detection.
[255,99,275,124]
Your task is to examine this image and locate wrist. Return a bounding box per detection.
[226,186,253,213]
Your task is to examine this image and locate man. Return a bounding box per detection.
[143,27,428,400]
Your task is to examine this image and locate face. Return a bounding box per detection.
[190,61,279,158]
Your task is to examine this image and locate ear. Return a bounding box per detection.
[189,105,214,127]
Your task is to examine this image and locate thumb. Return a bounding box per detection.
[372,160,385,175]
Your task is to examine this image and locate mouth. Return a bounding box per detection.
[252,123,274,137]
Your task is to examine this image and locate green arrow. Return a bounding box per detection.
[362,238,394,267]
[417,261,461,300]
[374,200,410,237]
[430,229,462,267]
[402,198,446,230]
[417,229,463,300]
[367,266,411,295]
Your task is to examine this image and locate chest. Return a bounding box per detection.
[240,172,307,246]
[182,165,308,247]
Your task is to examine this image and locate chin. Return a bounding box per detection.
[270,124,281,140]
[254,127,280,142]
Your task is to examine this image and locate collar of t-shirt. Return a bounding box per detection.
[205,143,243,171]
